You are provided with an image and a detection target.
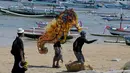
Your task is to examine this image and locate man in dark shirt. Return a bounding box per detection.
[11,28,26,73]
[73,31,97,64]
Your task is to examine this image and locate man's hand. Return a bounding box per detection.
[94,39,98,42]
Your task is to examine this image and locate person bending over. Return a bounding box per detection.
[73,31,97,64]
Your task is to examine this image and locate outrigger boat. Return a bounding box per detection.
[24,21,87,39]
[0,2,65,18]
[102,17,130,21]
[0,7,60,18]
[104,13,130,35]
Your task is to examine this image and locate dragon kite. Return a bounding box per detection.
[37,9,82,54]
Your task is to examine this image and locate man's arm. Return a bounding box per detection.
[73,40,78,49]
[18,39,25,62]
[84,38,97,44]
[20,49,25,62]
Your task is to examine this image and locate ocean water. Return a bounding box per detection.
[0,1,130,47]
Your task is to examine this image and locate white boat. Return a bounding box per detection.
[23,27,77,39]
[24,21,87,39]
[0,5,61,18]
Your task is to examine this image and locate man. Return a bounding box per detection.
[73,31,97,64]
[11,28,26,73]
[52,40,63,68]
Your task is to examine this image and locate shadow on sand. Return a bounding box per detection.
[57,70,78,73]
[28,65,52,68]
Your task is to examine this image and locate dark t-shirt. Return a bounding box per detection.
[73,36,96,52]
[11,37,24,57]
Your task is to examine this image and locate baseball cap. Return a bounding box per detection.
[17,28,24,33]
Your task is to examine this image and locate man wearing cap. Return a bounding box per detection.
[11,28,26,73]
[73,31,97,64]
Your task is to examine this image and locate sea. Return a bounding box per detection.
[0,1,130,47]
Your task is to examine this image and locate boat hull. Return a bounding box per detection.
[24,32,73,40]
[108,29,130,35]
[24,27,74,39]
[24,33,42,39]
[0,8,57,18]
[103,17,130,21]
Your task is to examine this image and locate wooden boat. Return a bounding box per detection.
[60,0,99,9]
[102,17,130,21]
[0,4,65,18]
[36,21,87,31]
[105,26,130,35]
[24,21,87,39]
[24,27,74,39]
[116,0,130,5]
[24,27,45,39]
[36,21,48,28]
[99,14,117,17]
[104,13,130,35]
[119,2,130,9]
[0,8,59,18]
[104,3,123,9]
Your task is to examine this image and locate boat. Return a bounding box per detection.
[0,6,61,18]
[23,27,77,39]
[24,21,87,39]
[24,27,45,39]
[36,21,48,28]
[119,2,130,9]
[104,3,123,9]
[60,0,100,9]
[104,13,130,35]
[36,21,87,31]
[0,8,58,18]
[99,13,117,17]
[105,25,130,35]
[0,0,65,18]
[115,0,130,5]
[102,17,130,21]
[24,27,81,39]
[21,1,59,7]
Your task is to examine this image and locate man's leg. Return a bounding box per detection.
[74,51,81,62]
[52,56,56,68]
[56,60,60,68]
[80,52,85,63]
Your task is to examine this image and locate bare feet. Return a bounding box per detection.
[55,65,61,68]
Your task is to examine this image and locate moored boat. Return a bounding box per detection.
[24,27,45,39]
[23,21,87,39]
[24,27,74,39]
[105,25,130,35]
[104,13,130,35]
[102,17,130,21]
[0,5,64,18]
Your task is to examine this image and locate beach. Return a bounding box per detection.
[1,39,130,73]
[1,1,130,73]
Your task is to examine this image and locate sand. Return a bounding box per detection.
[0,39,130,73]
